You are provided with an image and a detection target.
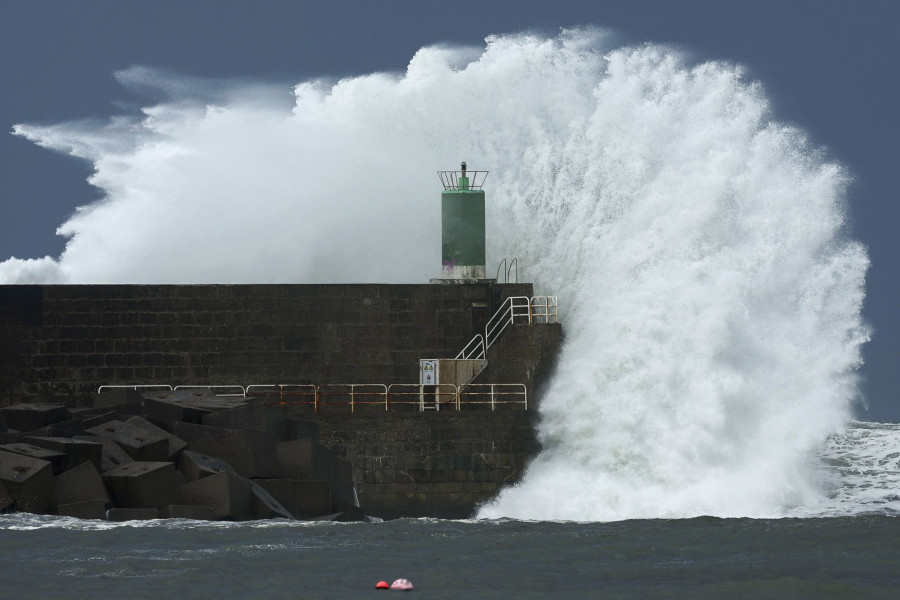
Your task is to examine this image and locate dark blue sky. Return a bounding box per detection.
[2,0,898,420]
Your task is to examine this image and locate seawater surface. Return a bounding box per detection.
[2,513,898,599]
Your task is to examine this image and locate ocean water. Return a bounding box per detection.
[2,512,898,599]
[2,28,891,597]
[2,422,898,598]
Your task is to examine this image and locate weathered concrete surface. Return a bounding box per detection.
[57,500,107,519]
[250,482,294,519]
[102,461,182,510]
[178,450,236,482]
[202,404,288,441]
[0,443,67,475]
[0,449,55,513]
[180,471,251,520]
[0,480,14,512]
[297,411,541,519]
[85,420,169,462]
[24,436,103,472]
[0,283,533,406]
[121,416,188,460]
[0,404,69,432]
[0,283,560,519]
[190,429,279,479]
[74,434,134,472]
[53,460,110,506]
[291,480,333,518]
[159,504,216,520]
[107,507,159,521]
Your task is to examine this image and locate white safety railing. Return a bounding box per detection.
[456,334,485,360]
[97,384,173,394]
[97,382,528,412]
[458,383,527,411]
[173,384,247,397]
[457,295,559,360]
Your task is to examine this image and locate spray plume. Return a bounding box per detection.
[3,29,869,520]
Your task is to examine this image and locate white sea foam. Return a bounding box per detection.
[4,29,871,520]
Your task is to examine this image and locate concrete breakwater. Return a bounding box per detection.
[0,389,362,521]
[0,283,562,517]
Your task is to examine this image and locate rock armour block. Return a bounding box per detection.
[179,471,251,520]
[250,482,294,520]
[0,481,14,513]
[276,439,356,505]
[92,388,143,408]
[253,479,294,516]
[190,430,279,479]
[85,420,169,462]
[53,460,110,506]
[0,449,54,513]
[159,505,216,520]
[172,422,230,445]
[202,404,288,442]
[107,507,159,521]
[74,435,134,471]
[122,416,187,459]
[141,389,247,427]
[0,443,67,475]
[0,404,70,432]
[101,461,181,510]
[57,500,107,520]
[23,436,103,472]
[178,450,236,483]
[292,480,333,519]
[287,419,319,442]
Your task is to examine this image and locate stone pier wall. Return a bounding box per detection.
[304,411,539,519]
[0,283,532,406]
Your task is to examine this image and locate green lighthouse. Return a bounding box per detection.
[437,162,488,280]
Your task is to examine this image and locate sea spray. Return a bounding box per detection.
[4,29,869,520]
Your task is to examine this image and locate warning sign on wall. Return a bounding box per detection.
[420,359,438,385]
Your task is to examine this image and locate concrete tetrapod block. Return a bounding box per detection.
[0,443,67,475]
[107,508,159,521]
[179,471,252,521]
[202,404,289,442]
[276,439,330,480]
[92,388,144,408]
[189,429,279,479]
[172,422,230,445]
[74,435,134,472]
[23,418,85,438]
[53,460,110,507]
[178,450,237,483]
[276,439,356,505]
[121,416,188,460]
[58,500,107,520]
[85,420,169,462]
[0,449,55,513]
[250,482,294,520]
[292,480,333,519]
[0,404,70,432]
[23,436,103,472]
[159,505,216,520]
[101,462,182,510]
[331,498,366,522]
[286,419,319,442]
[142,389,248,427]
[253,479,295,516]
[0,480,14,513]
[73,401,143,424]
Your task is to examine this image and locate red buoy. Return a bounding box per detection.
[375,581,389,589]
